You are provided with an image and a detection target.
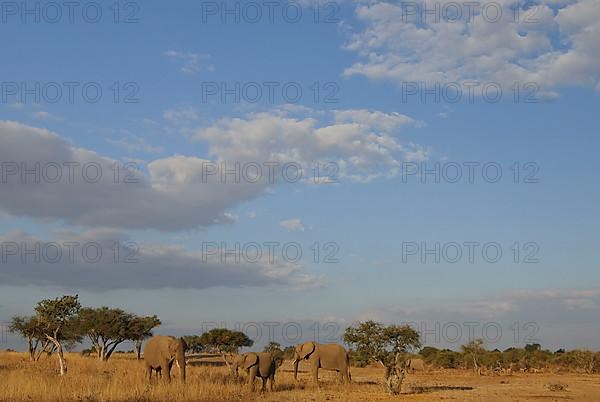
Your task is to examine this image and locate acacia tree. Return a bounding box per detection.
[128,315,161,360]
[182,335,204,356]
[461,338,486,375]
[78,307,135,361]
[283,346,295,359]
[199,328,253,368]
[344,320,421,394]
[9,316,53,362]
[263,341,284,366]
[34,295,82,375]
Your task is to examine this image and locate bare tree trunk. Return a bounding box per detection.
[27,338,37,362]
[100,344,106,361]
[379,355,405,395]
[104,343,120,361]
[45,343,57,359]
[136,340,143,360]
[221,352,232,370]
[36,341,52,361]
[473,355,480,376]
[57,344,67,376]
[48,338,67,376]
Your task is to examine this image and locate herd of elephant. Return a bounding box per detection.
[143,335,425,392]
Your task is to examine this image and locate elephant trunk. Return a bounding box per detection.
[177,348,186,383]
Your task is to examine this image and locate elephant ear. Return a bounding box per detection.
[300,342,316,360]
[243,353,259,370]
[168,339,180,357]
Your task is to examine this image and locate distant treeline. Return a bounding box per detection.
[350,343,600,374]
[8,295,600,377]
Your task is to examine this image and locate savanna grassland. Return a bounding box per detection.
[1,352,599,402]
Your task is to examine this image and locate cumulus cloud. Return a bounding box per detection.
[0,108,426,230]
[163,50,214,74]
[30,111,61,121]
[0,121,263,231]
[162,106,200,124]
[280,218,305,232]
[0,230,323,291]
[343,0,600,94]
[195,108,428,182]
[333,109,420,131]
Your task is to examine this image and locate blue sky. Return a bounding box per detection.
[1,0,599,352]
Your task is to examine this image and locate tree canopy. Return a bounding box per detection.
[33,295,82,375]
[199,328,254,355]
[8,316,53,361]
[343,320,421,366]
[78,307,135,361]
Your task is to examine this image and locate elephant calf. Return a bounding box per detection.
[232,352,276,392]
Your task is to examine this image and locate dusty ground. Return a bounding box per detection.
[0,352,598,401]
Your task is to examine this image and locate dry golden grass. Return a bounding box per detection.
[1,351,600,401]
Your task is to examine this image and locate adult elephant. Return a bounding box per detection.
[293,342,351,386]
[405,358,425,373]
[144,335,187,384]
[232,352,276,392]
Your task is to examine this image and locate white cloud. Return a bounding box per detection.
[31,111,61,121]
[0,106,427,230]
[163,106,200,124]
[163,50,214,74]
[161,106,202,137]
[195,107,428,182]
[223,212,239,223]
[280,218,305,232]
[334,109,421,131]
[343,0,600,94]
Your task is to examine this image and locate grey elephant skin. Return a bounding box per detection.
[232,352,276,392]
[293,342,351,386]
[405,358,425,373]
[143,335,187,384]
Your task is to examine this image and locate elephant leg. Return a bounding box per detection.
[342,366,350,383]
[269,374,274,392]
[146,365,152,383]
[248,366,258,392]
[261,377,267,393]
[311,364,319,388]
[163,360,172,384]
